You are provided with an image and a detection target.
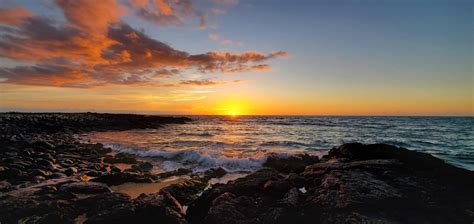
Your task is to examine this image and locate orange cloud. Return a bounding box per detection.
[0,1,287,88]
[55,0,123,33]
[0,6,31,25]
[129,0,205,27]
[154,0,174,16]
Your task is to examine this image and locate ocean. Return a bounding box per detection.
[84,116,474,172]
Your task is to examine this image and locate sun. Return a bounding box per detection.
[231,111,237,116]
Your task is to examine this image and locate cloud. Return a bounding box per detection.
[55,0,124,33]
[129,0,206,28]
[0,1,287,88]
[154,68,180,77]
[208,33,219,41]
[220,38,233,46]
[0,6,32,25]
[178,79,223,86]
[159,78,246,88]
[208,33,242,46]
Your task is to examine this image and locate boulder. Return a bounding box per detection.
[161,178,207,205]
[0,180,11,192]
[91,172,155,186]
[85,192,186,224]
[202,167,227,180]
[59,182,111,194]
[131,162,153,172]
[64,167,78,176]
[263,154,319,173]
[103,153,137,164]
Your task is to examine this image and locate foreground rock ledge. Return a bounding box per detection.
[187,143,474,224]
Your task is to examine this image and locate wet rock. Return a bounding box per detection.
[75,192,131,214]
[103,153,137,164]
[35,212,75,224]
[0,180,11,192]
[65,167,78,176]
[264,154,319,173]
[50,172,67,179]
[202,192,259,224]
[187,169,280,223]
[36,159,58,171]
[28,169,51,178]
[202,167,227,180]
[157,168,192,179]
[263,179,291,196]
[131,162,153,172]
[161,178,207,205]
[110,165,122,173]
[33,140,54,149]
[33,175,47,183]
[85,170,103,177]
[59,182,111,194]
[91,172,155,186]
[37,185,58,194]
[278,187,300,208]
[85,192,186,224]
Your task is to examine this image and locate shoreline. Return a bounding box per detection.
[0,113,473,223]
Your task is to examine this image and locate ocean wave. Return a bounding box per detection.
[270,121,336,127]
[105,144,265,172]
[260,140,310,147]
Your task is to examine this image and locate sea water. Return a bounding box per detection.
[85,116,474,171]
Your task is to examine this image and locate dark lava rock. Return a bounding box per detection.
[85,170,103,177]
[91,171,155,186]
[263,154,319,173]
[59,182,111,194]
[157,168,192,179]
[75,192,131,214]
[33,175,46,183]
[188,144,474,224]
[35,159,58,171]
[131,162,153,172]
[103,153,137,164]
[202,167,227,181]
[0,180,11,192]
[187,169,284,223]
[32,140,54,149]
[161,178,207,205]
[50,172,67,179]
[28,169,51,178]
[64,167,78,176]
[202,192,260,224]
[85,192,186,224]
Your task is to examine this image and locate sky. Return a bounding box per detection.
[0,0,472,115]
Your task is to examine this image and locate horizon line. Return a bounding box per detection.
[1,111,473,117]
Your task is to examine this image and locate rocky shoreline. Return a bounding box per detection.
[1,113,473,223]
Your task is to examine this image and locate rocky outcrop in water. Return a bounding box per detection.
[187,143,474,224]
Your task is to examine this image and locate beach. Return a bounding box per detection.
[0,113,473,223]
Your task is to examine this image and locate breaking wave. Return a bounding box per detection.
[105,144,266,172]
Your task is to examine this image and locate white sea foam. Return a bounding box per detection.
[105,143,266,172]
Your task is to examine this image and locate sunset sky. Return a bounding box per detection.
[0,0,472,115]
